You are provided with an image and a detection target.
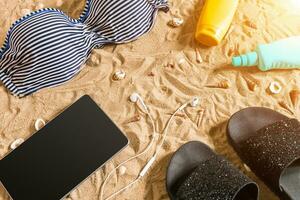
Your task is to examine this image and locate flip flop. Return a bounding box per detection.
[227,107,300,200]
[166,141,259,200]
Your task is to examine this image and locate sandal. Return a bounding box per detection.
[227,107,300,200]
[166,141,259,200]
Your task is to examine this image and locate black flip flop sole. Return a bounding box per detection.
[227,107,300,200]
[166,141,258,200]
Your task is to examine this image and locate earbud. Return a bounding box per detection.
[129,92,139,103]
[179,97,200,110]
[129,93,148,111]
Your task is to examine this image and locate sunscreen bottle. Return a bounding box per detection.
[195,0,239,46]
[232,36,300,71]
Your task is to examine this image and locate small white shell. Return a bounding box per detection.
[21,9,31,16]
[243,164,251,172]
[178,58,186,65]
[119,166,127,175]
[35,118,46,131]
[168,17,184,27]
[112,70,126,81]
[195,49,203,63]
[10,138,24,150]
[269,81,282,94]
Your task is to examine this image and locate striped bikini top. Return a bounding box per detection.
[0,0,168,97]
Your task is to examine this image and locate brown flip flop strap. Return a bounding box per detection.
[176,155,257,200]
[240,118,300,192]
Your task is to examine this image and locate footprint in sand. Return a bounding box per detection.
[166,31,179,42]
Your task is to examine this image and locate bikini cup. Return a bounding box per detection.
[0,0,169,97]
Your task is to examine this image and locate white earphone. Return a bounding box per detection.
[129,93,149,111]
[100,93,201,200]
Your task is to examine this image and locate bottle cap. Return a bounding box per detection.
[195,25,222,46]
[232,52,258,67]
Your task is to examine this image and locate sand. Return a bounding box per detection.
[0,0,300,199]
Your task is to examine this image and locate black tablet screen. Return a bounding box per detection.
[0,95,128,200]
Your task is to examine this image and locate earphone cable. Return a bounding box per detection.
[154,102,189,158]
[102,178,140,200]
[100,98,196,200]
[99,107,157,200]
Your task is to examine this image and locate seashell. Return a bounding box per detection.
[244,78,256,91]
[195,49,203,63]
[278,101,293,115]
[112,70,126,81]
[197,109,205,128]
[243,73,260,85]
[206,80,229,89]
[178,58,186,65]
[244,20,257,29]
[21,9,31,16]
[290,90,300,106]
[56,0,64,7]
[124,115,141,124]
[243,164,251,172]
[35,118,46,131]
[161,86,169,93]
[269,81,282,94]
[118,166,127,175]
[166,63,175,69]
[228,43,240,57]
[242,73,259,91]
[147,72,155,76]
[168,17,184,27]
[10,138,24,150]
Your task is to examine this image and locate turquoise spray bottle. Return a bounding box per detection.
[232,36,300,71]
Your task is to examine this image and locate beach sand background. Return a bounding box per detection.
[1,0,300,199]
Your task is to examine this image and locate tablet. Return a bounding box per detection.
[0,95,128,200]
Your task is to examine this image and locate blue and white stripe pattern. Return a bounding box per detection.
[0,0,168,97]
